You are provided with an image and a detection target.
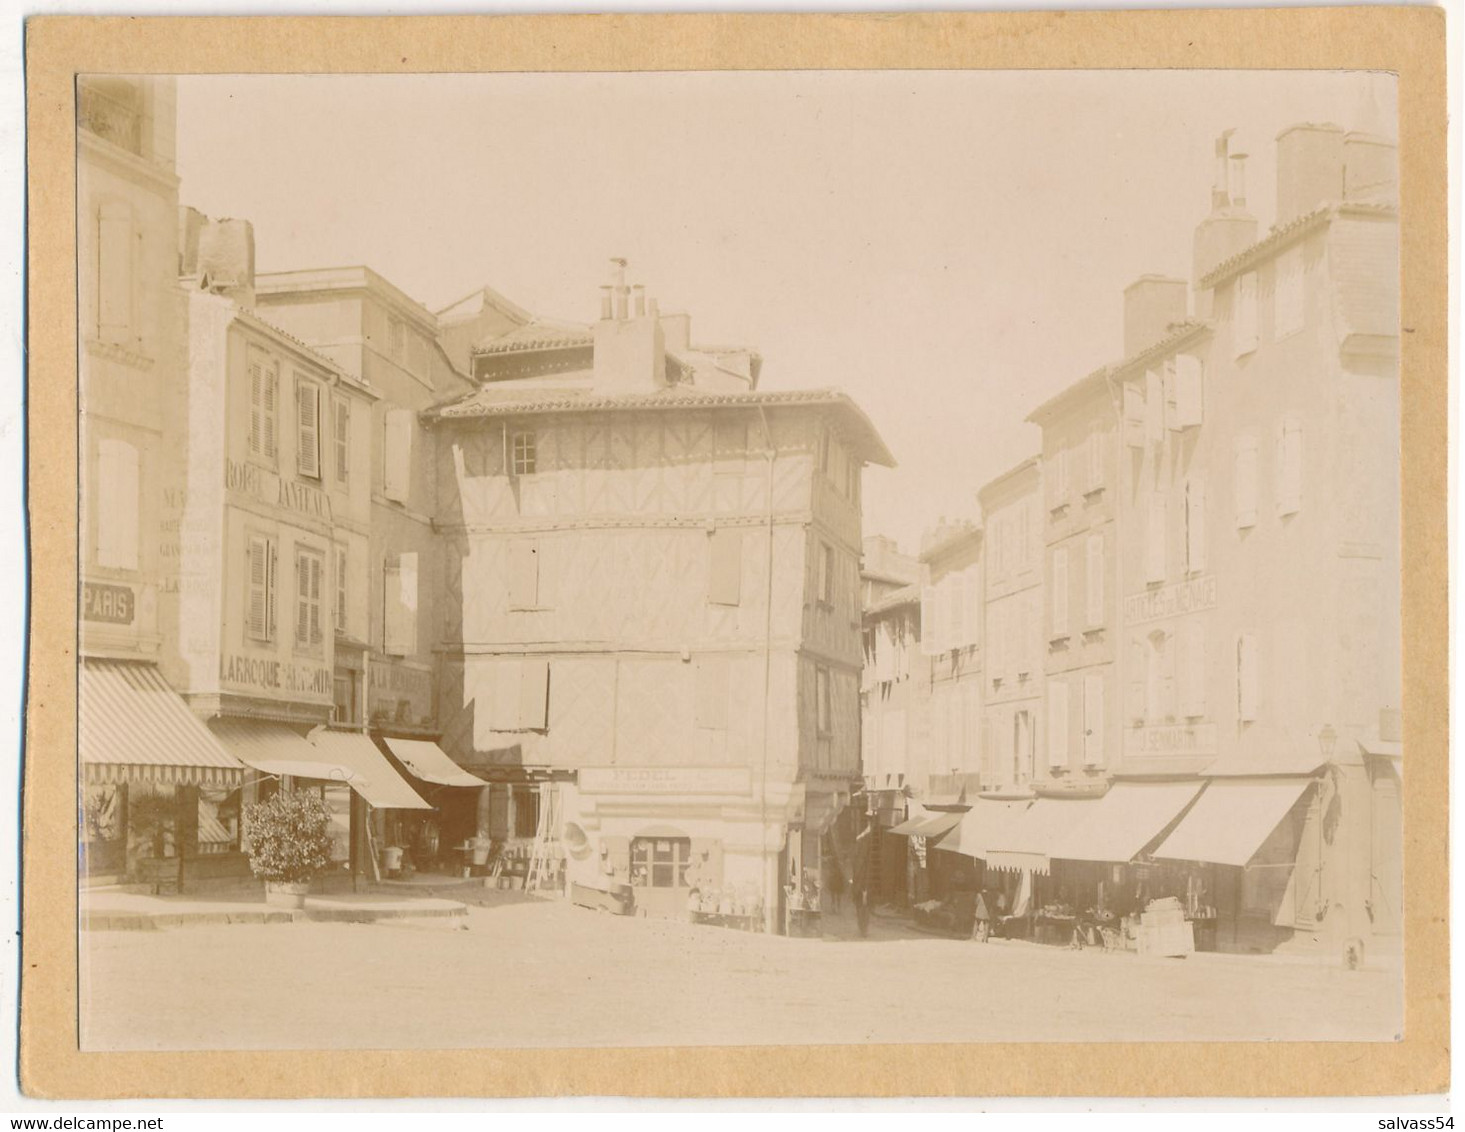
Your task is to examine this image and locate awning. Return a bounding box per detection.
[940,798,1034,859]
[1050,781,1204,864]
[888,810,963,841]
[1152,777,1315,867]
[983,796,1103,875]
[309,730,433,811]
[81,660,243,788]
[381,737,488,788]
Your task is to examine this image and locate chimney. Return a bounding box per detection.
[1275,122,1345,227]
[196,217,256,308]
[1343,130,1397,203]
[659,312,691,354]
[592,257,666,393]
[1192,128,1259,318]
[177,205,207,278]
[1122,275,1188,357]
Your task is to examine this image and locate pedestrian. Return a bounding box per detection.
[825,860,845,914]
[972,892,991,943]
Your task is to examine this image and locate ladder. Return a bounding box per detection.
[524,783,560,892]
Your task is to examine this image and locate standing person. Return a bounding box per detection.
[824,856,845,915]
[972,892,992,943]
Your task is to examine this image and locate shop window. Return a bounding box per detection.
[197,785,241,856]
[294,548,324,648]
[333,396,350,484]
[247,347,279,463]
[512,430,537,477]
[295,376,321,480]
[245,535,277,642]
[95,200,134,343]
[96,437,140,571]
[631,837,692,888]
[382,551,418,656]
[707,528,742,606]
[382,407,413,502]
[513,786,542,840]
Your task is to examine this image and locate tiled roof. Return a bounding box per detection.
[472,321,594,357]
[866,582,921,616]
[1198,199,1398,289]
[235,307,374,394]
[425,385,896,467]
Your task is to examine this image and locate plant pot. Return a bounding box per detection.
[265,880,310,909]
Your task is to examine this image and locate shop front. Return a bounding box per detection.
[377,735,492,878]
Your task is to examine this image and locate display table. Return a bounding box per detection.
[1033,913,1077,946]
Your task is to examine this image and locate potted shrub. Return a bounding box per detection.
[242,790,334,908]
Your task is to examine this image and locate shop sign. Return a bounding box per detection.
[578,766,752,796]
[82,581,134,624]
[1124,723,1218,758]
[220,653,332,699]
[226,458,333,523]
[368,659,434,727]
[1124,575,1217,626]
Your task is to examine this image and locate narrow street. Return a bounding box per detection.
[80,891,1402,1051]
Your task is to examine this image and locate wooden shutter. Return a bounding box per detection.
[1085,532,1104,628]
[262,364,278,461]
[1047,680,1068,769]
[1181,620,1207,718]
[1175,354,1204,428]
[96,201,133,343]
[246,536,271,641]
[1277,419,1303,515]
[333,397,350,482]
[295,551,311,645]
[1145,370,1164,444]
[707,528,743,606]
[309,554,323,644]
[1146,494,1167,583]
[1162,359,1180,432]
[1083,674,1105,766]
[1235,271,1259,356]
[383,407,413,503]
[96,438,139,570]
[296,379,321,478]
[335,544,348,633]
[695,657,730,730]
[987,599,1004,678]
[1237,633,1259,722]
[1051,547,1069,636]
[1185,477,1209,573]
[1235,435,1259,528]
[1274,246,1304,339]
[508,539,539,609]
[519,658,549,730]
[1123,384,1146,448]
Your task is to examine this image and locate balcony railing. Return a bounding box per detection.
[79,83,143,157]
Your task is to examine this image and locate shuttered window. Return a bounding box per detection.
[1181,619,1207,719]
[383,551,418,656]
[97,201,134,344]
[333,397,350,484]
[1047,680,1068,769]
[294,548,324,647]
[96,438,140,570]
[1174,354,1204,428]
[1277,418,1304,516]
[1274,245,1305,339]
[1235,271,1259,356]
[508,539,540,610]
[1085,533,1104,628]
[334,543,349,635]
[1145,494,1168,583]
[1234,435,1259,529]
[1082,674,1105,766]
[295,378,321,479]
[1237,632,1259,722]
[245,535,276,642]
[1051,547,1069,637]
[1185,477,1208,573]
[707,528,743,606]
[695,657,731,730]
[1162,360,1180,432]
[247,348,278,462]
[382,408,413,502]
[1123,384,1146,448]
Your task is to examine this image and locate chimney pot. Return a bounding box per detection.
[599,285,613,321]
[633,284,646,318]
[1228,152,1248,210]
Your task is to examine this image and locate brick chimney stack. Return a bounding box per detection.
[593,258,666,394]
[1191,128,1258,318]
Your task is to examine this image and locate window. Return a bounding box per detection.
[383,408,413,502]
[334,543,349,634]
[96,201,133,344]
[1047,681,1069,769]
[1122,384,1146,449]
[1145,494,1168,584]
[96,438,140,570]
[245,535,277,643]
[512,786,541,839]
[816,666,832,736]
[333,675,358,726]
[1235,435,1260,528]
[1174,354,1204,428]
[1082,674,1105,766]
[294,548,324,647]
[1051,547,1069,637]
[707,528,742,606]
[1085,533,1105,628]
[295,377,321,479]
[695,657,730,730]
[1184,477,1208,573]
[818,542,835,606]
[1180,620,1207,718]
[1146,629,1175,724]
[631,837,692,889]
[382,551,418,656]
[512,430,537,477]
[1276,418,1303,516]
[1274,245,1305,340]
[1163,360,1180,432]
[508,539,540,609]
[247,348,279,463]
[1236,633,1260,723]
[1145,369,1164,444]
[1235,271,1259,357]
[333,397,350,484]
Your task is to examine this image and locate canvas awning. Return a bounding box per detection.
[940,799,1034,860]
[309,730,433,810]
[381,736,488,788]
[81,660,243,787]
[983,796,1103,875]
[1049,781,1204,864]
[888,810,963,841]
[1152,777,1315,867]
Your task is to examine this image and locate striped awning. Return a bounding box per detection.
[80,660,243,788]
[381,736,488,788]
[982,796,1104,875]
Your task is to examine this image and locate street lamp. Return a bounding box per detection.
[1318,723,1337,762]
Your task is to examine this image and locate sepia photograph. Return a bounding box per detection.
[65,58,1415,1066]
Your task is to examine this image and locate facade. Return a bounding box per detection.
[918,522,984,797]
[424,266,893,928]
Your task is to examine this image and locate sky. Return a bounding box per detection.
[175,69,1395,552]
